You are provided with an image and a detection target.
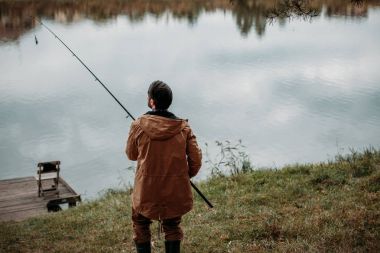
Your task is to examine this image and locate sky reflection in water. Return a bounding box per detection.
[0,8,380,198]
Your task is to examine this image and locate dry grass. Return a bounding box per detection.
[1,148,379,252]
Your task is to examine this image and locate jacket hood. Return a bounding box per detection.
[138,115,187,140]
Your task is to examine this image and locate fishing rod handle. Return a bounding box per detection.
[190,181,214,208]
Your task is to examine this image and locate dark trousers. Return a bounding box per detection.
[132,208,183,243]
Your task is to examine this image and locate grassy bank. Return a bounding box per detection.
[1,148,379,252]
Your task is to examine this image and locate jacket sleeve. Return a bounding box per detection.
[126,121,139,161]
[186,127,202,178]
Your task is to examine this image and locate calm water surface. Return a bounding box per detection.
[1,1,380,198]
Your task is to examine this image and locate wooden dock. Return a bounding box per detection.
[0,176,81,222]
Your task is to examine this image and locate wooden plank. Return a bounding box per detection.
[0,176,34,184]
[0,196,43,208]
[0,194,80,213]
[0,185,71,202]
[59,177,79,195]
[34,172,58,180]
[0,179,36,193]
[0,176,81,222]
[0,188,71,205]
[0,202,47,214]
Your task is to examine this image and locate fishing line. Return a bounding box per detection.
[32,16,213,209]
[33,17,135,120]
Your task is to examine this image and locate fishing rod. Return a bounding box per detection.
[32,17,213,209]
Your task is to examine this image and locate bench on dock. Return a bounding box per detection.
[0,162,81,222]
[35,161,61,197]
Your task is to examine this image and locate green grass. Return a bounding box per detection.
[1,148,379,252]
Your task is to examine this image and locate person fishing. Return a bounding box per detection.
[32,17,211,252]
[126,80,202,253]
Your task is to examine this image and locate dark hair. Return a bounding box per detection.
[148,80,173,110]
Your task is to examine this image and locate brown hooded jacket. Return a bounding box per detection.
[126,114,202,220]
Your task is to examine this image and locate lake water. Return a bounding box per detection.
[1,0,380,199]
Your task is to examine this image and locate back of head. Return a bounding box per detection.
[148,80,173,110]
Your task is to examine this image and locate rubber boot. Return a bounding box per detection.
[135,242,151,253]
[165,240,180,253]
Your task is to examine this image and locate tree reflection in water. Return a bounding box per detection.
[0,0,377,42]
